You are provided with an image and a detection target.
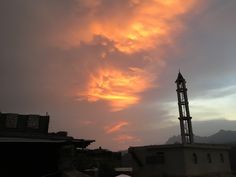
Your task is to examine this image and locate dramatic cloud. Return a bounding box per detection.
[79,67,154,111]
[1,0,236,150]
[53,0,196,54]
[57,0,198,112]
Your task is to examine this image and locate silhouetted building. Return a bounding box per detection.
[128,72,233,177]
[75,147,122,177]
[0,113,49,135]
[0,112,95,177]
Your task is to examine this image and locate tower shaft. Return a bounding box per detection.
[175,72,194,144]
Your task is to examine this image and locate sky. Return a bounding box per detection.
[0,0,236,150]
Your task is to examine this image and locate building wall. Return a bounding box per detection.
[184,148,231,176]
[130,146,186,177]
[229,146,236,174]
[129,144,232,177]
[0,113,49,134]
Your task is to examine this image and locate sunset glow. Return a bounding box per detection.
[105,121,129,134]
[91,0,195,53]
[79,67,153,111]
[56,0,196,54]
[2,0,236,151]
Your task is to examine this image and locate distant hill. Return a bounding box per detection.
[166,129,236,144]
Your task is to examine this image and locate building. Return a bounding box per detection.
[128,72,234,177]
[76,147,122,177]
[0,112,49,135]
[129,144,231,177]
[0,112,95,177]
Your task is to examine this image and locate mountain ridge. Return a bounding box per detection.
[166,129,236,144]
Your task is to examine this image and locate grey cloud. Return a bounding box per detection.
[1,0,236,150]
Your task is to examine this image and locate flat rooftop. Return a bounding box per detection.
[129,143,231,150]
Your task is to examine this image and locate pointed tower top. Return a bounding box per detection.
[175,71,186,83]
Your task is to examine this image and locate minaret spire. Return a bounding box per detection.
[175,72,194,144]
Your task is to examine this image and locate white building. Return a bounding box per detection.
[129,144,232,177]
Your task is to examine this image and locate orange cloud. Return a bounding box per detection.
[78,67,154,111]
[63,0,198,111]
[54,0,196,54]
[105,121,129,134]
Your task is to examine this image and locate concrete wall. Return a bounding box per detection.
[129,144,232,177]
[184,148,231,176]
[0,113,49,134]
[130,145,186,177]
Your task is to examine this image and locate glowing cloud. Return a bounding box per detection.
[79,67,154,111]
[54,0,197,111]
[105,121,129,134]
[91,0,195,53]
[54,0,196,54]
[63,0,198,112]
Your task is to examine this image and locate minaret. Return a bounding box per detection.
[175,72,194,144]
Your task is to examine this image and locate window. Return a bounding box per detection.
[192,153,198,164]
[146,155,158,164]
[220,153,224,163]
[27,115,39,129]
[207,153,212,163]
[157,152,165,164]
[146,152,165,165]
[5,114,18,128]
